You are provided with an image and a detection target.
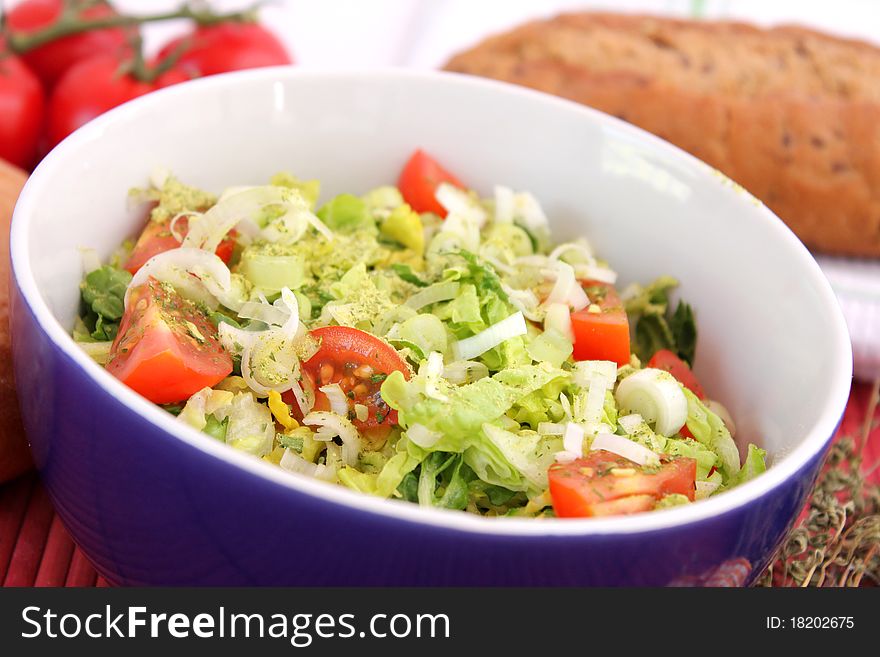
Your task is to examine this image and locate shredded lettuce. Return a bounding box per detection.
[79,265,132,341]
[682,387,741,481]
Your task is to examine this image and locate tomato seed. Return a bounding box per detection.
[320,363,334,383]
[353,364,373,379]
[353,384,369,396]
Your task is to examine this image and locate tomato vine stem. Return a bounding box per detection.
[5,1,262,54]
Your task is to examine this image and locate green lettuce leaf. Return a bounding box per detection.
[730,444,768,487]
[317,193,373,232]
[79,265,132,341]
[682,387,741,481]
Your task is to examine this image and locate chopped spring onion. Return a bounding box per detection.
[320,384,348,417]
[404,281,460,311]
[618,413,645,435]
[695,480,721,500]
[562,422,585,458]
[571,360,617,391]
[436,182,487,226]
[543,261,589,312]
[354,404,369,422]
[543,302,573,342]
[280,449,335,482]
[452,311,527,361]
[302,411,360,467]
[591,432,659,467]
[538,422,566,436]
[407,423,443,449]
[615,368,688,437]
[442,360,489,385]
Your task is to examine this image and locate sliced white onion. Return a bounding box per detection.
[238,300,290,326]
[554,451,579,463]
[303,411,360,467]
[537,422,566,436]
[405,281,460,311]
[549,241,595,264]
[591,432,659,467]
[288,375,314,416]
[320,384,349,417]
[543,302,574,342]
[582,373,607,426]
[615,368,688,437]
[168,212,196,243]
[436,182,487,227]
[543,261,589,312]
[482,254,517,275]
[501,284,542,321]
[572,360,617,390]
[125,247,233,310]
[442,360,489,385]
[572,263,618,285]
[705,399,737,437]
[183,186,331,254]
[618,413,645,435]
[452,311,527,361]
[493,185,548,231]
[407,423,443,449]
[562,422,585,457]
[421,351,449,402]
[280,449,335,482]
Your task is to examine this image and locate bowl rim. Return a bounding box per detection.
[10,67,853,537]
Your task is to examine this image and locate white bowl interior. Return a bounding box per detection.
[12,69,851,533]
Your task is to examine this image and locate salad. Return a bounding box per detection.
[74,149,767,518]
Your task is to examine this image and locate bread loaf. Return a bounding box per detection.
[445,13,880,257]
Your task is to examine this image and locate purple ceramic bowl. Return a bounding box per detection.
[10,69,852,585]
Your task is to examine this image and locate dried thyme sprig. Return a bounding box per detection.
[758,384,880,587]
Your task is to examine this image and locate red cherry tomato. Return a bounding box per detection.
[123,216,236,275]
[282,327,410,437]
[158,23,291,78]
[6,0,130,89]
[647,349,705,399]
[0,45,45,168]
[570,281,631,366]
[397,149,464,217]
[548,450,697,518]
[47,54,188,148]
[107,278,232,404]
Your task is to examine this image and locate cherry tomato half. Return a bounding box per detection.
[106,277,232,404]
[283,326,410,437]
[548,450,696,518]
[397,149,464,217]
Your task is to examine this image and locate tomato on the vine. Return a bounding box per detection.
[6,0,131,89]
[158,23,291,78]
[0,44,45,168]
[46,54,188,148]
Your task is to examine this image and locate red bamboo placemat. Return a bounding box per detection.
[1,380,877,587]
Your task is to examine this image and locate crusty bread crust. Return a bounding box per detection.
[445,13,880,257]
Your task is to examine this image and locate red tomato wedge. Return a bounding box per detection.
[106,278,232,404]
[283,327,410,436]
[548,450,696,518]
[570,281,631,366]
[123,217,235,275]
[397,149,463,217]
[647,349,705,400]
[303,327,411,430]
